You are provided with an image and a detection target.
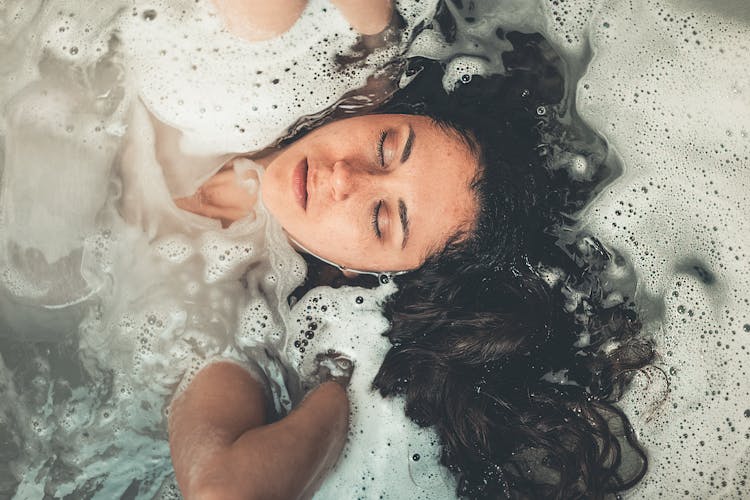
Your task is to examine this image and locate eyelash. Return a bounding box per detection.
[372,129,391,239]
[372,200,383,239]
[377,129,387,167]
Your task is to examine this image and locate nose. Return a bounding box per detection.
[331,160,360,201]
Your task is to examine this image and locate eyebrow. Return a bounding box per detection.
[400,125,415,163]
[398,198,410,249]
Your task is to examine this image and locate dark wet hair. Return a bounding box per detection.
[369,33,656,499]
[283,25,656,498]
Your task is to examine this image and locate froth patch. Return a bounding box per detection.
[118,0,440,155]
[556,0,750,496]
[281,282,456,498]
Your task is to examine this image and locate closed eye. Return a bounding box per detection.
[377,129,387,167]
[371,200,383,239]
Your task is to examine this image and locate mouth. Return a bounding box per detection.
[293,158,309,211]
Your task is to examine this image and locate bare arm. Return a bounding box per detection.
[329,0,393,35]
[212,0,308,41]
[212,0,393,40]
[169,362,349,500]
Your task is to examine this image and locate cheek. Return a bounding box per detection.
[298,216,364,259]
[259,174,288,222]
[259,180,275,212]
[305,215,350,244]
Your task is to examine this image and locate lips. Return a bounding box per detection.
[293,158,309,210]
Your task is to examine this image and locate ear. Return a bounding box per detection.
[341,269,360,279]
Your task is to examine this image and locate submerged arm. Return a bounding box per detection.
[169,362,349,500]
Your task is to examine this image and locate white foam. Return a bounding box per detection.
[565,2,750,496]
[279,282,455,498]
[117,0,441,156]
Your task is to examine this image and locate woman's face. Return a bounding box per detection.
[260,114,479,273]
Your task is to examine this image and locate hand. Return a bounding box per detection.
[306,349,355,390]
[174,160,258,228]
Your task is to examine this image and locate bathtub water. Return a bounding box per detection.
[543,0,750,496]
[1,0,749,499]
[411,0,750,496]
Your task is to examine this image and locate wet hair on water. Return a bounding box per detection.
[284,24,656,499]
[371,33,655,499]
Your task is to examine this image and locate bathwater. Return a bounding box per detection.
[1,0,749,498]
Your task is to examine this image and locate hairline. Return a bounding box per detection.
[412,116,486,267]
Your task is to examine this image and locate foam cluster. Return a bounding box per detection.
[568,1,750,496]
[117,0,440,156]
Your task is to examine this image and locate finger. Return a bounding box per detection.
[174,192,252,222]
[200,183,256,211]
[174,193,203,215]
[201,169,238,189]
[329,0,393,35]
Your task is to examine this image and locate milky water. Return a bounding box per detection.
[547,1,750,496]
[1,0,749,499]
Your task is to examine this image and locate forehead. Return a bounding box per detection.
[372,114,479,264]
[411,124,477,246]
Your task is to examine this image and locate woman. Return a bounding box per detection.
[165,94,483,500]
[166,4,654,500]
[162,2,483,499]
